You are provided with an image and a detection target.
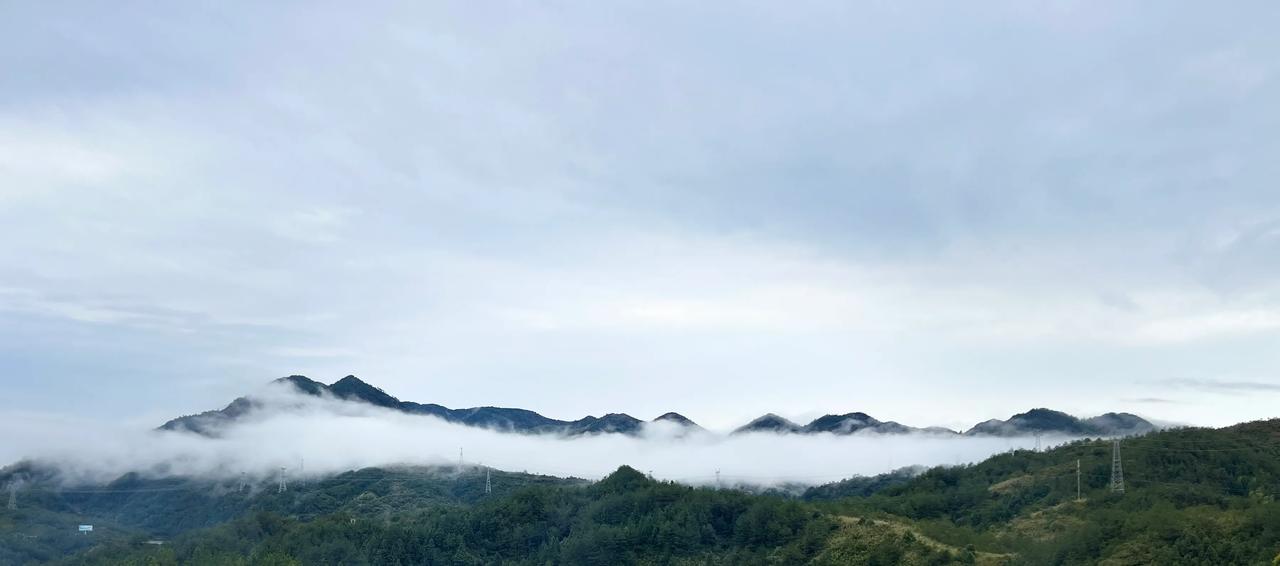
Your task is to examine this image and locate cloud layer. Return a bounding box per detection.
[1,390,1059,487]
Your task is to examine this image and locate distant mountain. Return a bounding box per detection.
[329,374,400,408]
[1083,412,1156,435]
[652,412,699,427]
[800,412,924,435]
[160,375,1155,439]
[648,412,704,438]
[156,396,259,436]
[161,375,662,438]
[733,413,803,434]
[730,408,1152,438]
[565,413,645,435]
[962,408,1154,437]
[731,412,954,436]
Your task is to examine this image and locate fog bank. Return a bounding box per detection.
[0,392,1076,486]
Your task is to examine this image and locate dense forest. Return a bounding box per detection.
[5,420,1280,564]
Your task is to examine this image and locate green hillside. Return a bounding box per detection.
[0,466,582,565]
[4,420,1280,564]
[822,419,1280,564]
[54,467,845,566]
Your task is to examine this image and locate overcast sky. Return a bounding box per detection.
[2,1,1279,431]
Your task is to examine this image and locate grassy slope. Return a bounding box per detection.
[816,516,1013,566]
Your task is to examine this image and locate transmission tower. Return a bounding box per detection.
[1109,439,1125,494]
[238,472,247,493]
[1076,459,1082,502]
[485,469,492,495]
[278,466,288,494]
[1034,433,1042,452]
[7,484,16,510]
[715,469,721,489]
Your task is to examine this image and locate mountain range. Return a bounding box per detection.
[160,375,1156,438]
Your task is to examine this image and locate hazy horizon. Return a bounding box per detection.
[0,382,1078,486]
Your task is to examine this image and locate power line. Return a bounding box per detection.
[42,486,196,494]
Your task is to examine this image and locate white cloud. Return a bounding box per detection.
[271,207,359,245]
[0,389,1057,486]
[1131,310,1280,344]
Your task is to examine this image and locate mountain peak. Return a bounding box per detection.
[1007,408,1082,432]
[332,374,368,387]
[803,412,883,434]
[566,413,643,435]
[965,408,1154,437]
[1083,412,1156,436]
[593,465,652,494]
[734,413,802,434]
[328,375,400,408]
[273,375,327,396]
[653,412,699,427]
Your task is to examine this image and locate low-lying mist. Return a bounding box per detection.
[1,389,1075,487]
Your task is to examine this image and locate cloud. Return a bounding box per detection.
[265,347,358,359]
[1157,378,1280,394]
[1131,310,1280,344]
[2,1,1280,431]
[0,125,134,202]
[271,207,359,245]
[0,389,1063,487]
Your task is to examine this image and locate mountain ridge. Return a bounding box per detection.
[160,375,1156,438]
[161,375,661,437]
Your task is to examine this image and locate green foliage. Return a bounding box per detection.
[54,466,836,566]
[11,420,1280,565]
[1,465,580,565]
[0,506,144,566]
[802,466,922,501]
[826,420,1280,564]
[814,519,971,566]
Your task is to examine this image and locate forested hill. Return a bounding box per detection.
[5,420,1280,564]
[0,466,585,566]
[818,419,1280,564]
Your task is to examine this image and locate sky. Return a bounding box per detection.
[2,1,1279,432]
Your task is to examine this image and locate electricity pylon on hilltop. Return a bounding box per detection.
[1109,439,1125,494]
